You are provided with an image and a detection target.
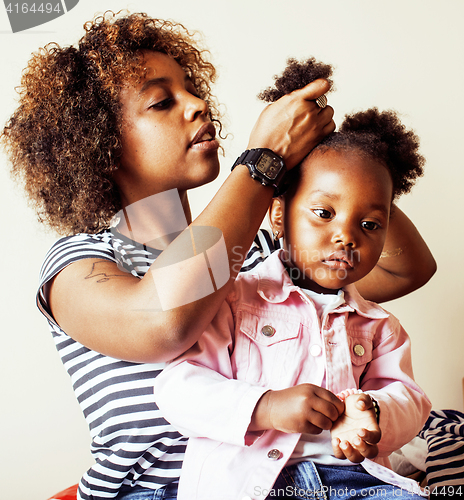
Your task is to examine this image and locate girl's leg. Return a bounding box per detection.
[315,464,425,500]
[268,461,327,499]
[115,481,178,500]
[268,462,425,500]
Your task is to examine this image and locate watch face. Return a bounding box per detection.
[256,152,282,179]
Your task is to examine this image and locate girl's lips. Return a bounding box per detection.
[322,259,353,270]
[322,251,354,270]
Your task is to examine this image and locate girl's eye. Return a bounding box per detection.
[361,220,379,231]
[313,209,332,219]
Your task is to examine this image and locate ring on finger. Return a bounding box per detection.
[315,94,327,108]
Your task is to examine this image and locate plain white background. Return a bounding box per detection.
[1,0,463,497]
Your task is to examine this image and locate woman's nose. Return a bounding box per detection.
[184,93,208,121]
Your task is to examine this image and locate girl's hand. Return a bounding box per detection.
[331,393,381,463]
[250,384,344,434]
[247,79,335,170]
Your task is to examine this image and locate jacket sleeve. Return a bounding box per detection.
[360,316,432,456]
[153,298,268,447]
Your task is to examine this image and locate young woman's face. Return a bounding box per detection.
[271,149,393,294]
[114,51,220,206]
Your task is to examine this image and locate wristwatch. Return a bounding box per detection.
[231,148,286,196]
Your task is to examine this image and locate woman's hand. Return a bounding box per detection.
[250,384,344,434]
[331,393,381,463]
[355,206,436,303]
[247,79,335,170]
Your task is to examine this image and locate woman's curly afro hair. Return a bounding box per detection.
[1,11,221,235]
[258,57,424,200]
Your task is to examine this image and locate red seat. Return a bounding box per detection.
[47,484,78,500]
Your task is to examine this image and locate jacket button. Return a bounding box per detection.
[267,448,282,460]
[310,344,322,357]
[353,344,365,356]
[261,325,276,337]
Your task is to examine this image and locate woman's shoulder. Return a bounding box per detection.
[241,228,279,273]
[46,230,116,249]
[39,230,118,282]
[39,228,163,285]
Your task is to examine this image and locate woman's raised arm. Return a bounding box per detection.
[48,80,335,363]
[355,206,436,303]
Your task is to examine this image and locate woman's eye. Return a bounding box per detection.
[313,209,332,219]
[150,98,173,110]
[361,221,379,231]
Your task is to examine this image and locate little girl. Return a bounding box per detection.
[153,106,432,498]
[2,12,433,500]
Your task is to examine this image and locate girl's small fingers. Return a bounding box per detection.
[331,438,345,459]
[311,394,344,422]
[341,441,365,463]
[351,432,380,460]
[308,410,335,431]
[356,400,367,411]
[316,388,345,417]
[355,394,372,411]
[303,422,324,435]
[353,440,379,460]
[358,428,382,444]
[363,445,379,460]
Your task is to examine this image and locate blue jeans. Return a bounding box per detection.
[269,462,424,499]
[115,482,178,500]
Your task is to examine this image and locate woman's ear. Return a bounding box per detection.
[269,197,285,240]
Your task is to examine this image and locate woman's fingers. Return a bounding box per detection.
[294,78,332,101]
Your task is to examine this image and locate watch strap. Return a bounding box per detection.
[231,148,286,196]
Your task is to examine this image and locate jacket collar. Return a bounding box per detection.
[253,249,389,320]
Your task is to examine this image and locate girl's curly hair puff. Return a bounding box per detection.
[258,57,424,200]
[1,11,222,235]
[319,108,424,199]
[258,56,334,102]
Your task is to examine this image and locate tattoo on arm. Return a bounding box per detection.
[85,260,132,283]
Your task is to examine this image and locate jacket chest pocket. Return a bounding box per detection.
[348,335,372,366]
[239,312,301,346]
[347,334,374,382]
[233,311,302,387]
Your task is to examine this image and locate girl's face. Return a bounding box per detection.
[270,149,393,294]
[114,51,220,207]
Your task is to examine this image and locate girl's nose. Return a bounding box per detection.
[184,93,208,122]
[332,224,357,248]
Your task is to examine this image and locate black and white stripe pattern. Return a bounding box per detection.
[241,228,279,272]
[37,228,276,499]
[419,409,464,489]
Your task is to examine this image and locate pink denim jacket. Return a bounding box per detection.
[154,250,431,500]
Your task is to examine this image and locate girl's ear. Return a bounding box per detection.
[269,197,285,240]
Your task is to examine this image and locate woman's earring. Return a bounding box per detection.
[273,230,281,241]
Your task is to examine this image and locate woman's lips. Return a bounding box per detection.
[190,123,219,151]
